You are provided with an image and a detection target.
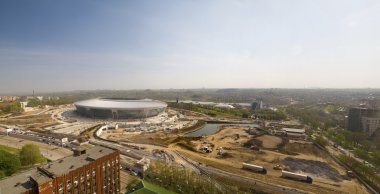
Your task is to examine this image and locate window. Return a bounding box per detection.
[74,176,78,186]
[67,180,72,192]
[59,183,64,194]
[52,187,56,194]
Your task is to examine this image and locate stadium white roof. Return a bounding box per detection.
[74,98,167,109]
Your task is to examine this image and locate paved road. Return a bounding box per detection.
[322,136,372,166]
[89,139,153,160]
[120,142,200,173]
[0,135,72,161]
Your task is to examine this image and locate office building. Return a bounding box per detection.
[347,108,380,136]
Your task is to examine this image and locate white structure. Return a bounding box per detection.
[74,98,167,119]
[282,171,313,183]
[281,128,307,139]
[242,163,267,174]
[96,125,108,136]
[215,103,235,109]
[133,157,150,176]
[6,128,13,136]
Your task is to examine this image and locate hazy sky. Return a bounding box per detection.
[1,0,379,93]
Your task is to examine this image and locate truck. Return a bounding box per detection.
[281,171,313,183]
[242,163,267,174]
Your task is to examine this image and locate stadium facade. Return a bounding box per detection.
[74,98,167,119]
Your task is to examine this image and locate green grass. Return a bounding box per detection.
[0,144,20,154]
[128,181,177,194]
[143,181,177,194]
[132,188,157,194]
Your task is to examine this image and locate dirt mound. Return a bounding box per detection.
[282,157,347,182]
[243,138,262,148]
[256,135,282,149]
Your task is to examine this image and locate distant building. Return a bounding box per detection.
[251,102,261,111]
[347,108,380,136]
[251,100,264,111]
[0,96,18,102]
[36,96,44,101]
[0,146,120,194]
[281,128,307,139]
[20,101,28,109]
[214,103,234,109]
[361,117,380,136]
[282,128,305,134]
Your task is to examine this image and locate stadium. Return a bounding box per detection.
[74,98,167,119]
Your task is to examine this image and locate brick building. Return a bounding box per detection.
[0,146,120,194]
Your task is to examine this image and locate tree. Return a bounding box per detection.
[19,144,45,166]
[0,150,21,177]
[0,102,22,113]
[315,135,329,147]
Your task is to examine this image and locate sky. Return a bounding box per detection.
[0,0,380,94]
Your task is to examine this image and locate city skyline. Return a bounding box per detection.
[1,0,380,93]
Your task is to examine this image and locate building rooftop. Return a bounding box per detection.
[0,169,37,194]
[0,146,116,193]
[40,146,115,177]
[74,98,167,109]
[282,128,305,134]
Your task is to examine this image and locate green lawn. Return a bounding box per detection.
[143,181,177,194]
[132,188,157,194]
[127,181,177,194]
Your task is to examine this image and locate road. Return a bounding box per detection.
[321,136,373,167]
[121,142,201,173]
[89,139,153,160]
[0,135,72,161]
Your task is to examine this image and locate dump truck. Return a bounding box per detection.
[242,163,267,174]
[281,171,313,183]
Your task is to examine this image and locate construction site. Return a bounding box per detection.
[1,103,374,193]
[99,120,369,194]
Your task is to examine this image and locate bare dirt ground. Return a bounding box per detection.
[256,135,282,149]
[170,126,370,194]
[101,124,369,194]
[0,113,58,131]
[102,131,178,146]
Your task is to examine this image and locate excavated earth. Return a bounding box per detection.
[282,157,348,182]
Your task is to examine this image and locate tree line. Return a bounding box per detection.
[0,102,23,113]
[0,144,46,178]
[27,98,74,107]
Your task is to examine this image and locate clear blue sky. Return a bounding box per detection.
[0,0,379,93]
